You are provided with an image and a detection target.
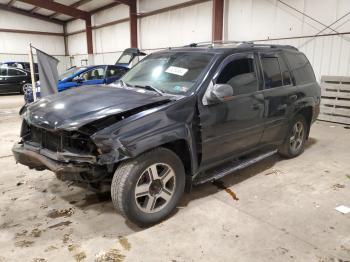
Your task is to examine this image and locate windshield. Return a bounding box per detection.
[59,67,86,80]
[120,52,214,95]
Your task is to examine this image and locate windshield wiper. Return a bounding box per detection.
[133,85,164,96]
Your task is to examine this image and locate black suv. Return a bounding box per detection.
[13,43,321,226]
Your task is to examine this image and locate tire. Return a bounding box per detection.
[20,84,26,95]
[111,147,185,226]
[278,114,308,158]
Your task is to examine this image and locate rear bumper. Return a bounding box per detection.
[12,143,91,175]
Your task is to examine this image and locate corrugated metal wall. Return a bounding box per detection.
[224,0,350,81]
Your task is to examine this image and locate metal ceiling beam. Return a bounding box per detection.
[0,3,64,25]
[112,0,131,6]
[17,0,89,19]
[50,0,92,19]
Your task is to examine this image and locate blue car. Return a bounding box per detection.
[24,48,146,103]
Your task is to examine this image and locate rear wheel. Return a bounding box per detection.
[111,147,185,226]
[278,114,308,158]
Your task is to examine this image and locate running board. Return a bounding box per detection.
[194,149,278,185]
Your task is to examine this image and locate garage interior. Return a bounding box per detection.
[0,0,350,261]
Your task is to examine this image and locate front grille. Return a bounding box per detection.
[22,121,96,154]
[28,125,63,152]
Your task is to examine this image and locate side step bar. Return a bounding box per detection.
[194,150,278,185]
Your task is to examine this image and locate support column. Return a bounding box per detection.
[212,0,224,42]
[129,0,138,48]
[85,15,94,64]
[63,24,69,56]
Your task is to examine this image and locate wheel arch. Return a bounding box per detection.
[295,106,313,139]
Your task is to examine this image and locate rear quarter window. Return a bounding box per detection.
[284,52,316,85]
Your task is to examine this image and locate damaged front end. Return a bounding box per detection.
[12,120,113,191]
[12,96,174,191]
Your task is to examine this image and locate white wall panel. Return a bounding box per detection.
[225,0,350,81]
[139,1,212,49]
[0,32,65,55]
[93,22,130,54]
[92,4,129,26]
[0,10,63,33]
[67,32,87,55]
[66,19,85,34]
[138,0,192,13]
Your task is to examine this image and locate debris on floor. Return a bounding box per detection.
[48,221,72,229]
[14,240,34,248]
[95,249,125,262]
[212,180,239,201]
[47,208,75,218]
[332,184,346,190]
[335,205,350,214]
[264,169,284,176]
[118,236,131,251]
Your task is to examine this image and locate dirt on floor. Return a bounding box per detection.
[0,95,349,262]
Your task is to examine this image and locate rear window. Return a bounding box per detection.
[284,52,316,85]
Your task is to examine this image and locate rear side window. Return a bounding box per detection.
[8,69,26,76]
[260,54,283,88]
[284,52,316,84]
[278,54,292,86]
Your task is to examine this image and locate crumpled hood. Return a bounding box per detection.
[24,85,172,131]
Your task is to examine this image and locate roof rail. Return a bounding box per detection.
[183,41,298,50]
[238,42,298,50]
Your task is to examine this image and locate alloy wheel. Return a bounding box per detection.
[134,163,176,213]
[290,121,304,152]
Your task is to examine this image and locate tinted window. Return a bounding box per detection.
[106,66,125,78]
[8,68,26,76]
[284,52,316,84]
[217,54,258,95]
[77,67,105,81]
[260,54,283,88]
[0,68,7,76]
[278,54,292,86]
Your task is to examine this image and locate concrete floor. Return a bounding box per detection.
[0,95,349,262]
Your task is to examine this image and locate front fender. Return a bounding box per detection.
[91,97,199,174]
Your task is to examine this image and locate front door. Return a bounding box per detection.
[73,66,106,87]
[199,53,265,169]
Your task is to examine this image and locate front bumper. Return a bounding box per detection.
[12,143,92,175]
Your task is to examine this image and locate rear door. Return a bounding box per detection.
[258,51,297,145]
[199,53,265,168]
[72,66,107,87]
[7,68,28,93]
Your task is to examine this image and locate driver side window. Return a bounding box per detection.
[76,67,104,81]
[217,54,258,96]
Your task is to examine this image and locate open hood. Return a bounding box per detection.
[23,85,171,131]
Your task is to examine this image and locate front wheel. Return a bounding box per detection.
[278,114,308,158]
[111,147,185,226]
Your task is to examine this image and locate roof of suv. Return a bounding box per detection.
[158,42,299,54]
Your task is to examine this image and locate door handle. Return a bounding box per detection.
[289,94,297,101]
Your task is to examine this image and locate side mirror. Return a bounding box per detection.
[209,84,233,103]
